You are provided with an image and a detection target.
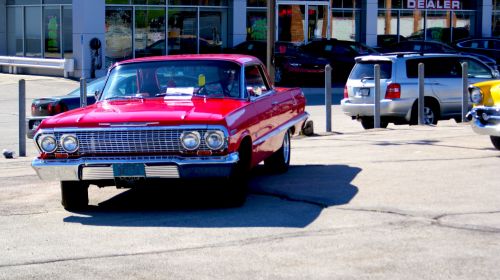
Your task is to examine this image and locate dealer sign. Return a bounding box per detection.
[407,0,461,9]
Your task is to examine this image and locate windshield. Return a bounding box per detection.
[100,60,241,100]
[350,61,392,80]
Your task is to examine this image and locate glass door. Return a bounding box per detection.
[276,1,330,44]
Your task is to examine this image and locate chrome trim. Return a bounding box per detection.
[254,112,309,146]
[32,152,239,181]
[145,166,180,178]
[470,119,500,137]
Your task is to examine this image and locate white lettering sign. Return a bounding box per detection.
[407,0,461,9]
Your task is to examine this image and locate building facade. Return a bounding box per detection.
[0,0,498,78]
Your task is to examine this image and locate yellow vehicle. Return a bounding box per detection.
[466,80,500,150]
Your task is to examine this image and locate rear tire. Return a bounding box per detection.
[490,136,500,150]
[410,101,439,125]
[264,130,291,173]
[61,181,89,211]
[360,118,388,129]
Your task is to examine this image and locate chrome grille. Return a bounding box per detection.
[53,128,211,155]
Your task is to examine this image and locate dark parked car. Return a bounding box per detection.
[26,77,106,138]
[224,40,301,64]
[382,40,498,70]
[452,37,500,66]
[274,39,378,84]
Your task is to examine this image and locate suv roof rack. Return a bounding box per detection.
[384,52,425,58]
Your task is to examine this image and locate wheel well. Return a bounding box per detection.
[410,96,441,120]
[238,136,252,166]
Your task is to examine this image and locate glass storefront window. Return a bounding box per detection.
[44,6,61,58]
[247,0,266,8]
[168,8,197,54]
[105,7,133,67]
[331,10,360,41]
[135,7,166,58]
[247,10,266,41]
[168,0,227,6]
[62,6,72,58]
[199,10,226,53]
[7,7,23,56]
[277,5,305,42]
[106,0,130,4]
[25,6,42,57]
[332,0,361,9]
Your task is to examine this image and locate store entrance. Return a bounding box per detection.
[276,1,331,44]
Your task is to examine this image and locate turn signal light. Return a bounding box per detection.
[385,83,401,99]
[343,85,348,98]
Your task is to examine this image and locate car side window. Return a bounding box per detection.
[245,65,270,97]
[406,58,461,78]
[460,58,493,79]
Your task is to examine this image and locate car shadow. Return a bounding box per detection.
[63,165,360,228]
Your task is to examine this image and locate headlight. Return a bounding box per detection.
[180,131,200,150]
[469,86,483,105]
[60,134,79,153]
[204,131,225,150]
[38,135,57,153]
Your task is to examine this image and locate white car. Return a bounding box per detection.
[341,53,499,129]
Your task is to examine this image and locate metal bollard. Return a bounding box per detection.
[325,64,332,132]
[418,63,425,125]
[461,62,469,122]
[373,64,381,128]
[80,78,87,108]
[19,79,26,157]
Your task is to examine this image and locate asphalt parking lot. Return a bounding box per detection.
[0,73,499,279]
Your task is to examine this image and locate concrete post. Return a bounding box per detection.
[18,79,26,157]
[418,63,425,125]
[373,64,381,128]
[325,64,332,132]
[462,62,469,122]
[0,0,6,56]
[80,78,87,108]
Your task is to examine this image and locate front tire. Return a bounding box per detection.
[360,117,388,129]
[410,101,439,125]
[61,181,89,211]
[490,136,500,150]
[264,130,291,173]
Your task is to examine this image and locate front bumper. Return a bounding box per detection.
[467,106,500,137]
[32,153,239,181]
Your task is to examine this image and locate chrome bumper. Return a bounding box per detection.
[467,107,500,137]
[32,153,239,181]
[340,98,414,119]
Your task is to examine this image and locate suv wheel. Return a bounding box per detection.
[410,101,439,125]
[274,67,284,84]
[490,136,500,150]
[360,117,388,129]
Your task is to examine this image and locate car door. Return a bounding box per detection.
[245,64,275,154]
[424,57,463,116]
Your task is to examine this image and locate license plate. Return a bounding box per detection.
[356,88,370,97]
[113,163,146,177]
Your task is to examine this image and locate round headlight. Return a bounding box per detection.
[38,135,57,153]
[205,131,225,150]
[180,131,200,151]
[60,134,79,153]
[469,86,483,105]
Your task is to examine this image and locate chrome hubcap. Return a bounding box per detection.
[424,107,435,124]
[283,132,290,164]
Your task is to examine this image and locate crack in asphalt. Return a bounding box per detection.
[252,191,500,234]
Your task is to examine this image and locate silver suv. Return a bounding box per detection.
[341,53,499,129]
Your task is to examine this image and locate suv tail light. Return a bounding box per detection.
[343,85,348,98]
[385,83,401,99]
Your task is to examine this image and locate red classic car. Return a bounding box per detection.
[31,54,308,210]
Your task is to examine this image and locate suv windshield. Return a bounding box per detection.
[350,61,392,79]
[101,60,241,100]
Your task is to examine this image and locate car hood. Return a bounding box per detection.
[40,97,249,128]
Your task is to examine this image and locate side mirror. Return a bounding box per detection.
[492,70,499,79]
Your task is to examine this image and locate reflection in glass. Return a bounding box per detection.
[105,7,133,67]
[247,10,267,41]
[62,6,72,58]
[278,5,305,42]
[7,7,23,56]
[308,5,328,41]
[331,10,360,41]
[135,7,166,58]
[199,10,225,53]
[168,8,197,54]
[25,7,42,57]
[453,11,474,41]
[399,10,423,38]
[44,6,61,58]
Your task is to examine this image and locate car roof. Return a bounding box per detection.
[113,54,262,68]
